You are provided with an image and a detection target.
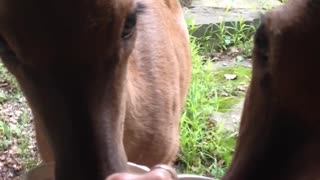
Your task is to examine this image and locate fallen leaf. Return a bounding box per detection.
[229,47,240,56]
[237,85,247,91]
[224,74,237,80]
[0,155,5,161]
[212,57,219,61]
[218,160,225,166]
[235,55,245,62]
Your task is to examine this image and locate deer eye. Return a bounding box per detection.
[121,11,137,40]
[121,3,145,40]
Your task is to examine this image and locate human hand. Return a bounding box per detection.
[106,164,177,180]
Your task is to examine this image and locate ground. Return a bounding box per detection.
[0,64,39,179]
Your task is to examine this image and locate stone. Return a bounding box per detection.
[179,0,192,7]
[211,99,245,133]
[191,0,281,9]
[184,6,262,26]
[183,0,283,37]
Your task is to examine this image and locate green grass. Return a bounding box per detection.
[0,111,38,169]
[0,61,39,170]
[16,111,39,169]
[0,63,20,102]
[0,62,21,150]
[176,19,253,179]
[211,66,251,113]
[187,17,256,58]
[177,35,252,178]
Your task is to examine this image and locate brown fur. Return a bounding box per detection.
[222,0,320,179]
[0,0,191,179]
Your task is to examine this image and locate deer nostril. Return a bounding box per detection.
[0,37,6,53]
[0,36,16,57]
[0,36,19,67]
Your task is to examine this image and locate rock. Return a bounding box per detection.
[211,99,244,132]
[191,0,281,9]
[224,74,237,80]
[183,0,283,37]
[184,6,262,38]
[179,0,193,7]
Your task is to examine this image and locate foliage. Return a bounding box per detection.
[176,19,253,179]
[0,61,38,172]
[187,17,256,58]
[177,31,253,180]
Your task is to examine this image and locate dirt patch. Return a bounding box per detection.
[0,86,39,180]
[180,0,193,7]
[211,48,252,70]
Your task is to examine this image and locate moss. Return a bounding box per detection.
[212,65,251,112]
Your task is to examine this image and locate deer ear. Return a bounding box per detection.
[254,17,270,67]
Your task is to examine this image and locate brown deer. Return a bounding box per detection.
[0,0,191,179]
[223,0,320,179]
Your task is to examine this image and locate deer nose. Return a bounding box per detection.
[0,37,6,53]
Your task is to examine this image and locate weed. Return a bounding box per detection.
[0,63,18,90]
[177,37,247,179]
[186,17,256,58]
[212,66,251,98]
[0,120,12,149]
[0,108,38,169]
[17,110,39,169]
[0,61,20,103]
[177,19,253,179]
[0,60,38,172]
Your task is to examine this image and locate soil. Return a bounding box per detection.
[0,94,38,180]
[180,0,193,7]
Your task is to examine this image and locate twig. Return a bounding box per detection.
[9,154,21,166]
[0,83,8,88]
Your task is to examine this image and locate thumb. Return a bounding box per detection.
[106,168,175,180]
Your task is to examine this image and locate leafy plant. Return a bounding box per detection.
[178,35,239,178]
[178,18,254,179]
